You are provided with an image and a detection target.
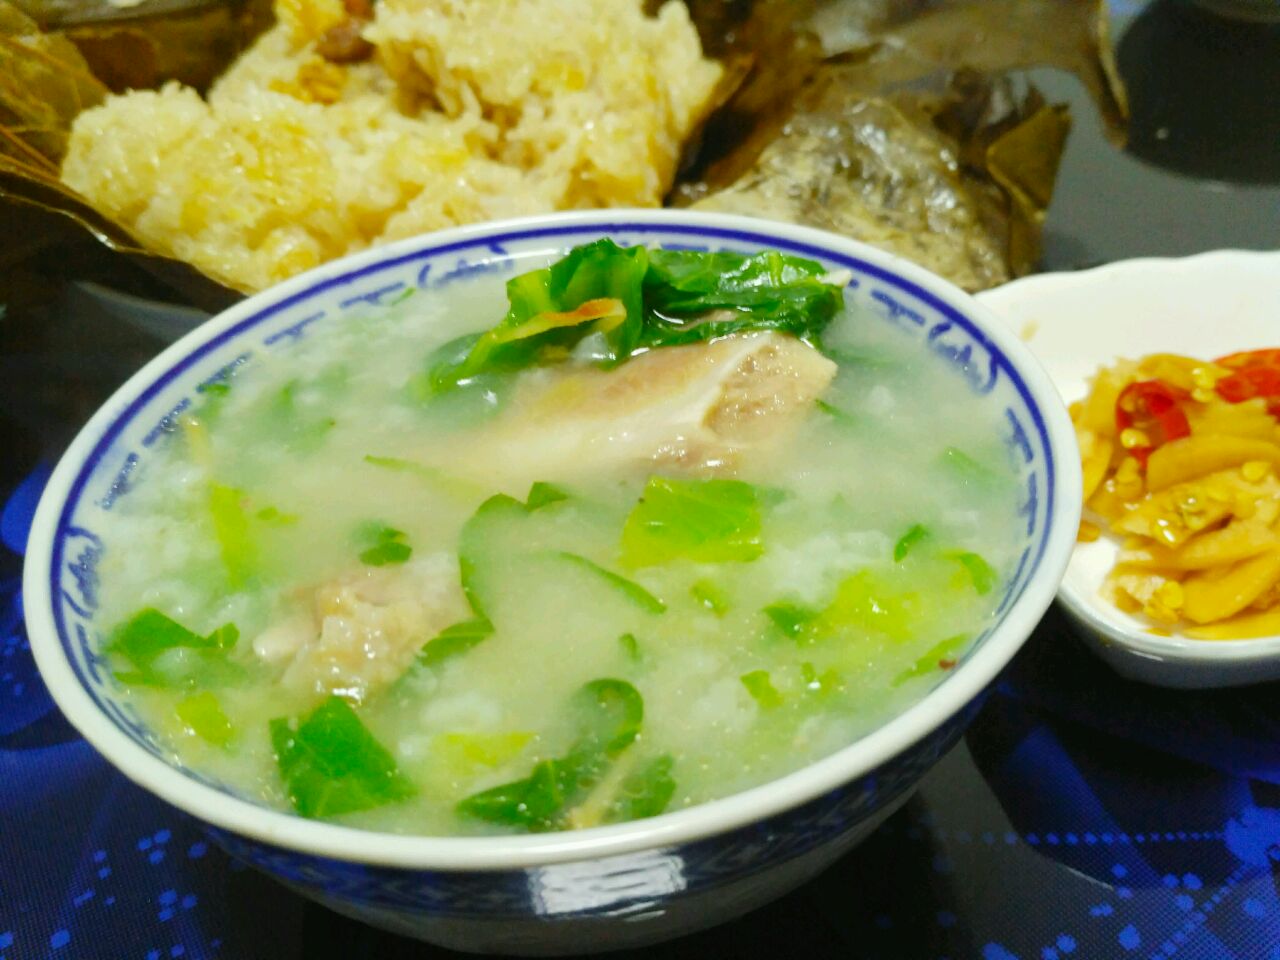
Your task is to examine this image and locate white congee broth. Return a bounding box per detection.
[94,242,1022,835]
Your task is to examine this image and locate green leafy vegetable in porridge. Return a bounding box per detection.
[108,608,240,687]
[415,618,494,670]
[426,240,844,394]
[355,522,413,567]
[457,678,646,831]
[620,476,764,566]
[93,242,1022,836]
[271,697,416,818]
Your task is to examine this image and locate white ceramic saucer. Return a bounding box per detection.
[978,250,1280,688]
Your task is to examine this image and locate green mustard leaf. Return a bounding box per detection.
[360,541,412,566]
[525,481,571,510]
[893,523,931,562]
[554,552,667,615]
[355,522,413,567]
[763,601,820,640]
[604,754,676,824]
[176,691,235,747]
[429,240,648,391]
[646,248,826,296]
[108,608,240,685]
[363,454,487,500]
[894,633,971,685]
[271,697,416,819]
[815,398,857,425]
[691,579,730,616]
[427,242,844,392]
[641,249,840,349]
[456,678,645,831]
[573,678,645,754]
[417,617,494,669]
[419,333,492,397]
[818,570,918,642]
[954,552,998,595]
[458,494,524,617]
[210,484,256,588]
[255,505,298,526]
[455,757,569,830]
[266,378,339,453]
[940,447,1002,489]
[109,608,204,671]
[191,378,232,426]
[767,569,925,647]
[799,661,842,697]
[456,485,572,617]
[740,669,783,709]
[206,623,240,651]
[621,476,764,567]
[435,732,533,774]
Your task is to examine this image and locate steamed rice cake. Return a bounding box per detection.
[60,0,722,293]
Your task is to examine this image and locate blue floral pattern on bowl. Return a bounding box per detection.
[26,213,1074,953]
[204,698,981,953]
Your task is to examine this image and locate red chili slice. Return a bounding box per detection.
[1211,349,1280,418]
[1115,379,1191,467]
[1215,365,1280,403]
[1213,349,1280,371]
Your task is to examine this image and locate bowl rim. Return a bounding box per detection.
[978,248,1280,671]
[23,209,1082,870]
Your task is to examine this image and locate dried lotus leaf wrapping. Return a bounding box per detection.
[0,2,105,168]
[691,72,1070,291]
[678,0,1125,289]
[809,0,1126,142]
[0,0,250,308]
[11,0,273,91]
[0,0,1126,305]
[0,3,140,260]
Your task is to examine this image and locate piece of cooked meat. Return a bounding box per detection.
[468,331,838,476]
[253,552,469,702]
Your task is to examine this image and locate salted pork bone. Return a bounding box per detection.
[475,330,839,474]
[252,553,469,703]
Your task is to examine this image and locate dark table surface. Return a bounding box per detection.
[3,2,1280,958]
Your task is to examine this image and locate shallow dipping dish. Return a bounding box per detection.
[25,211,1079,954]
[979,249,1280,690]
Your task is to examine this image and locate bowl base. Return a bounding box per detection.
[289,790,914,955]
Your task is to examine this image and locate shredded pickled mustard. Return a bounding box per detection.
[1075,351,1280,638]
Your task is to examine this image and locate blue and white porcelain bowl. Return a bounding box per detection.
[23,211,1080,955]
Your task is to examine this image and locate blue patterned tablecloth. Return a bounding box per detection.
[5,466,1280,960]
[4,2,1280,956]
